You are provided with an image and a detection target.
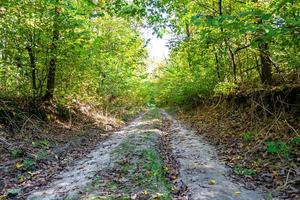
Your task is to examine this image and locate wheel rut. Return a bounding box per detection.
[162,111,263,200]
[27,110,263,200]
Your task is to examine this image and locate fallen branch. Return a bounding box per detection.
[0,134,13,151]
[244,112,282,157]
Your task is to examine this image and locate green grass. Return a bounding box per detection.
[85,130,172,199]
[143,108,161,120]
[233,165,256,176]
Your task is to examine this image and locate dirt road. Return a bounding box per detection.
[28,109,263,200]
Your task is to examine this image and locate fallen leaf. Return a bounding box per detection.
[0,195,7,200]
[208,179,216,185]
[16,162,23,169]
[18,176,25,183]
[7,188,21,197]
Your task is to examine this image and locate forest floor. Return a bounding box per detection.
[9,109,264,200]
[0,102,125,199]
[175,103,300,200]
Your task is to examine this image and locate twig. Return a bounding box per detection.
[21,115,34,134]
[284,168,291,188]
[0,135,12,151]
[284,119,299,136]
[244,112,282,157]
[251,99,274,116]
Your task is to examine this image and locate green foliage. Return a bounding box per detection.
[35,150,49,162]
[291,137,300,144]
[86,130,171,199]
[144,108,161,120]
[233,165,256,176]
[214,82,238,96]
[10,149,24,158]
[0,0,149,113]
[265,140,289,156]
[32,139,50,148]
[242,130,259,142]
[23,159,35,171]
[7,188,21,197]
[264,192,273,200]
[148,0,300,106]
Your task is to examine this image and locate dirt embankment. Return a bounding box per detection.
[174,86,300,200]
[0,100,124,199]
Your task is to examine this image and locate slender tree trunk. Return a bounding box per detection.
[256,16,272,85]
[26,45,37,97]
[228,48,237,81]
[237,54,243,81]
[185,23,192,70]
[259,42,272,84]
[219,0,222,17]
[218,0,237,82]
[44,1,60,101]
[214,51,221,80]
[253,53,262,80]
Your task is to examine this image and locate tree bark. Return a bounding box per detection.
[253,0,272,85]
[215,52,221,80]
[44,1,60,101]
[228,47,237,81]
[219,0,223,16]
[259,42,272,84]
[218,0,237,82]
[26,45,37,97]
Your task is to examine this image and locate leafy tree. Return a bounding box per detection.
[0,0,149,110]
[144,0,299,105]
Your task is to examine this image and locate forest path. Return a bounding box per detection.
[27,109,263,200]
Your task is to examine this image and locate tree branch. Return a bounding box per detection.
[235,44,251,53]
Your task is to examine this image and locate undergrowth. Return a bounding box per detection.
[176,101,299,199]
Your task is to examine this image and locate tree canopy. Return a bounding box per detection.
[0,0,299,107]
[0,0,150,112]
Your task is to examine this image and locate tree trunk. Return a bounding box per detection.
[218,0,237,82]
[259,42,272,84]
[253,53,262,80]
[215,52,221,80]
[185,23,192,70]
[26,46,37,97]
[219,0,222,16]
[254,3,272,85]
[44,1,60,101]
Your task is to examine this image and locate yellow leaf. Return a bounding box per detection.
[171,186,177,192]
[0,195,7,200]
[235,191,241,195]
[208,179,216,185]
[16,162,23,169]
[18,176,25,183]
